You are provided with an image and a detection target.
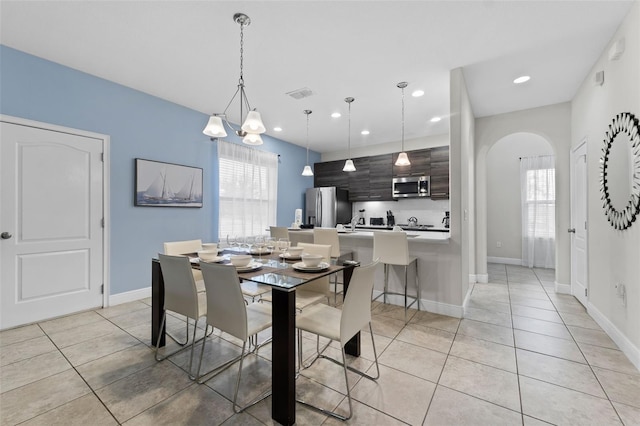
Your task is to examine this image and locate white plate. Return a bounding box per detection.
[279,253,302,260]
[198,256,225,263]
[231,262,263,272]
[292,262,330,272]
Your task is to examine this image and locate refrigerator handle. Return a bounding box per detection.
[317,190,322,226]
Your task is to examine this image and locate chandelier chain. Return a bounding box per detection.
[239,22,244,84]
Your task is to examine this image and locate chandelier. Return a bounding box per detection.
[202,13,266,145]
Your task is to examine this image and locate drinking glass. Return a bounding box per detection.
[265,237,276,265]
[226,234,237,251]
[277,238,290,266]
[254,235,265,262]
[245,235,255,255]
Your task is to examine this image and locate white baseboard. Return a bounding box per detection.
[476,274,489,283]
[588,302,640,372]
[469,274,477,284]
[487,256,522,265]
[109,287,151,306]
[372,290,464,318]
[555,281,571,294]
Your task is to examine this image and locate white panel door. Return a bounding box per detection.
[1,122,104,329]
[570,142,588,307]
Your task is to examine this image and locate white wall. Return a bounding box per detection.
[475,103,572,286]
[571,1,640,364]
[486,133,553,263]
[451,67,475,297]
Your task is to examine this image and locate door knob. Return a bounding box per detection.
[567,228,576,233]
[1,232,12,239]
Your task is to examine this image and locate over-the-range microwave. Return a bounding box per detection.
[392,176,430,198]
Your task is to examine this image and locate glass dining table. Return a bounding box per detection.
[151,249,359,426]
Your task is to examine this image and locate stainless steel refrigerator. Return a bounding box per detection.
[305,187,352,227]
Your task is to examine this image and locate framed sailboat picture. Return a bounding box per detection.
[135,158,203,207]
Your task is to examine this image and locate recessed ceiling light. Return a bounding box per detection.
[430,117,441,123]
[273,127,283,132]
[412,90,424,97]
[331,112,341,118]
[513,75,531,84]
[361,130,370,135]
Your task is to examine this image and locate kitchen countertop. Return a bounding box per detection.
[288,227,449,243]
[354,225,450,232]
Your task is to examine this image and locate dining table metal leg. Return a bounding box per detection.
[271,287,296,425]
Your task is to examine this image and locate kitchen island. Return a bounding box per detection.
[288,228,466,318]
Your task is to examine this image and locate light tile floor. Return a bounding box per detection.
[1,264,639,425]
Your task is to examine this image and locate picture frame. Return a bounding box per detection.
[135,158,203,207]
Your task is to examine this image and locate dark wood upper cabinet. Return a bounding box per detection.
[313,160,348,190]
[313,147,447,200]
[392,148,430,177]
[368,154,393,200]
[347,157,370,201]
[429,146,449,200]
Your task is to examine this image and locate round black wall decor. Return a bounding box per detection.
[599,112,640,230]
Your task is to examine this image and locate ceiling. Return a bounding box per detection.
[0,1,634,153]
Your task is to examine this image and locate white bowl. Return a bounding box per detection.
[286,247,304,257]
[202,243,218,251]
[301,253,323,267]
[230,255,252,267]
[197,250,218,262]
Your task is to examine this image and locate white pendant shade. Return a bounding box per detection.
[395,151,411,166]
[343,159,356,172]
[301,165,314,176]
[242,133,264,145]
[203,116,227,137]
[241,110,266,134]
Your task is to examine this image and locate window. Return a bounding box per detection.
[520,155,555,268]
[218,140,278,240]
[525,168,556,239]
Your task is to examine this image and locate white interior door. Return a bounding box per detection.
[570,141,588,307]
[1,121,104,329]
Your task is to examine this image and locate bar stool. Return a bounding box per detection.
[372,231,420,323]
[313,227,353,304]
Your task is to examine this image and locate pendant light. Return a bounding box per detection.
[301,110,314,176]
[202,13,266,145]
[343,97,356,172]
[394,82,411,166]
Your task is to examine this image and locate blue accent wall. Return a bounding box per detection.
[0,45,319,295]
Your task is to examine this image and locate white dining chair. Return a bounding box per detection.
[295,260,380,420]
[155,254,208,378]
[269,226,289,240]
[313,227,353,304]
[164,239,205,292]
[372,231,420,323]
[196,262,273,413]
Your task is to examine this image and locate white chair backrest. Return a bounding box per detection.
[340,260,379,345]
[372,231,410,266]
[269,226,289,240]
[296,242,332,296]
[288,231,314,246]
[200,262,248,341]
[164,239,203,255]
[158,254,201,319]
[297,242,332,262]
[313,228,341,258]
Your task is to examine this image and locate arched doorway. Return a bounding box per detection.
[485,133,554,268]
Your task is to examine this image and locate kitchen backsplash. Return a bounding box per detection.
[353,198,450,227]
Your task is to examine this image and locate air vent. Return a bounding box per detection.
[286,87,314,100]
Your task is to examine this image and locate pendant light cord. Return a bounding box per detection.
[306,112,310,163]
[348,101,352,158]
[401,85,405,151]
